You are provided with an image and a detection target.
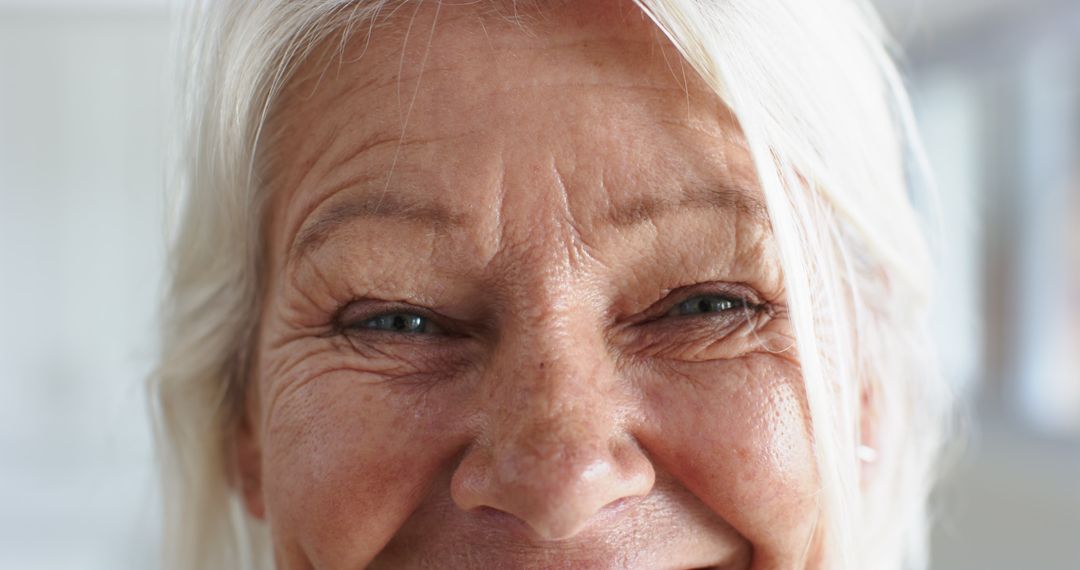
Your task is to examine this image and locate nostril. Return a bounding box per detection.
[469,505,533,535]
[453,444,655,539]
[598,496,632,513]
[466,504,578,543]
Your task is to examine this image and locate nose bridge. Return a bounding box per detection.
[493,338,614,477]
[491,289,618,442]
[488,292,603,434]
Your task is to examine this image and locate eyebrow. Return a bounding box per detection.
[290,183,768,262]
[291,191,465,259]
[599,184,767,228]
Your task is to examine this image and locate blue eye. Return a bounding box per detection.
[360,312,433,334]
[668,295,747,317]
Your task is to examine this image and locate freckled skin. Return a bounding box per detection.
[240,1,826,568]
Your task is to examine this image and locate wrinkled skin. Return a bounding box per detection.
[238,1,826,568]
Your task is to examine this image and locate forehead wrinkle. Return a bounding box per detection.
[317,63,701,124]
[271,7,717,206]
[272,1,767,272]
[275,81,414,195]
[277,122,486,270]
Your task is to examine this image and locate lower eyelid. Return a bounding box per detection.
[323,336,469,380]
[632,307,769,357]
[341,328,445,345]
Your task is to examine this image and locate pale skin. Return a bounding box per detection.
[237,1,827,568]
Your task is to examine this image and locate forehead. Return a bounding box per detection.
[264,1,765,266]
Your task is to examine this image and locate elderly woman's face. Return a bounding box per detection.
[243,3,820,568]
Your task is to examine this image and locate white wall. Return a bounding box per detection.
[0,10,169,570]
[896,1,1080,567]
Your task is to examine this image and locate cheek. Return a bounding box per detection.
[637,353,819,556]
[259,369,468,569]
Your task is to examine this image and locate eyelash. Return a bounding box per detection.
[332,302,447,340]
[332,286,765,341]
[638,286,766,334]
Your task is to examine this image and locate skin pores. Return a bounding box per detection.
[239,2,824,568]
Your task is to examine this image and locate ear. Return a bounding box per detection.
[231,407,267,520]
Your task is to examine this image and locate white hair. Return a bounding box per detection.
[154,1,953,569]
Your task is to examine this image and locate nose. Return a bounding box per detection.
[449,337,655,541]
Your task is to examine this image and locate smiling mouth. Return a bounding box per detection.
[361,548,745,570]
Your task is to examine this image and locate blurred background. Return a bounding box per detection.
[0,0,1077,568]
